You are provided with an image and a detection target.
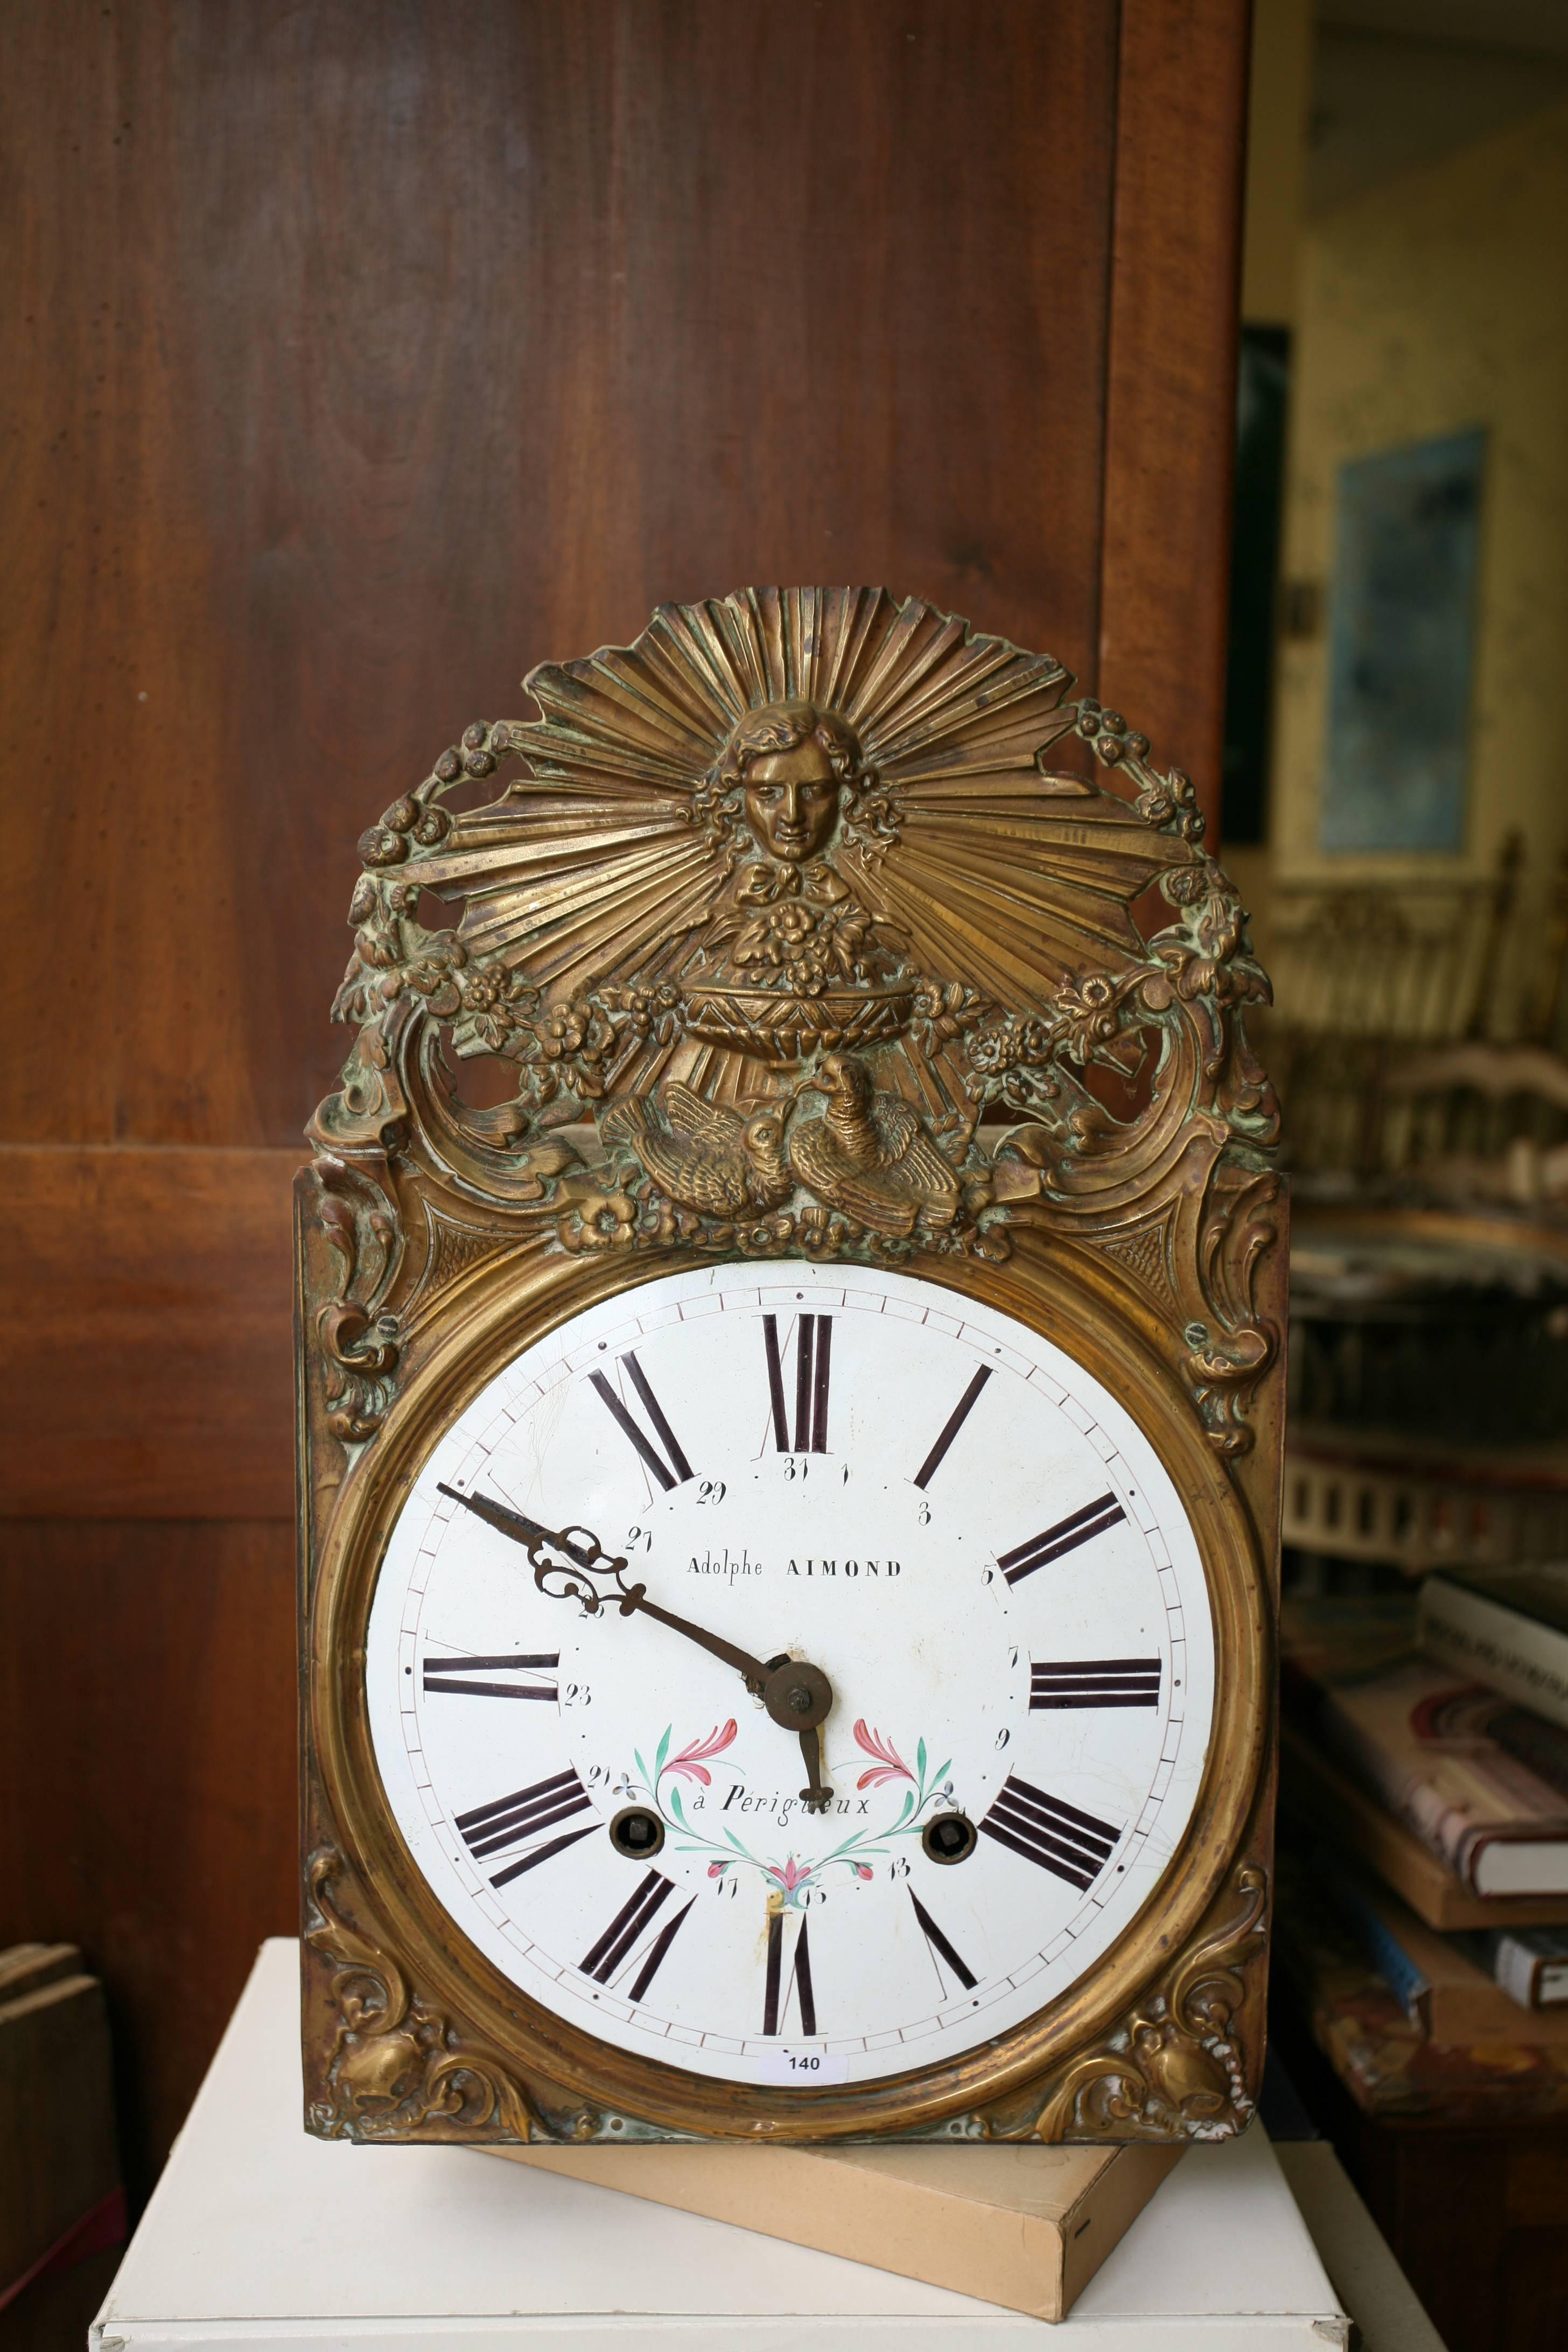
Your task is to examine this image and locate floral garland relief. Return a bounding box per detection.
[614,1719,957,1909]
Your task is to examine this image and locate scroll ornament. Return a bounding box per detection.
[305,1852,548,2143]
[979,1863,1270,2144]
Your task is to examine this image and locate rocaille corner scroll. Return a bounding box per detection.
[971,1859,1270,2144]
[304,586,1280,1457]
[304,1850,548,2143]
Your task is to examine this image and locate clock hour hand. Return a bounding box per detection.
[436,1483,779,1695]
[797,1722,833,1815]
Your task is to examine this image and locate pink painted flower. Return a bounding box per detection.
[767,1857,812,1894]
[853,1863,874,1880]
[666,1720,739,1786]
[853,1720,915,1789]
[708,1861,727,1879]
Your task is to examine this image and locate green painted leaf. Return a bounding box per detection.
[655,1725,672,1774]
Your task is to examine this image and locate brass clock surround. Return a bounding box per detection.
[310,1231,1269,2141]
[298,586,1284,2147]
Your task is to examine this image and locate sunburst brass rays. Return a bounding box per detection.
[404,587,1194,1114]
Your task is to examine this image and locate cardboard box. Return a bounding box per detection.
[487,2134,1183,2322]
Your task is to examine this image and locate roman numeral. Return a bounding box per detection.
[979,1776,1120,1891]
[589,1352,694,1490]
[422,1653,559,1701]
[762,1912,817,2035]
[997,1493,1126,1585]
[454,1767,596,1888]
[913,1365,993,1489]
[908,1889,977,1993]
[762,1314,831,1452]
[579,1869,695,2001]
[1031,1657,1161,1709]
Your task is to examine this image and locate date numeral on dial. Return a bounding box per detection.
[1031,1657,1161,1709]
[423,1652,559,1701]
[998,1493,1126,1585]
[590,1352,694,1491]
[456,1768,596,1888]
[979,1775,1121,1892]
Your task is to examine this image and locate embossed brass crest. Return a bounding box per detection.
[299,587,1284,2146]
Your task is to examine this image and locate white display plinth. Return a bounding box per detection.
[93,1941,1348,2349]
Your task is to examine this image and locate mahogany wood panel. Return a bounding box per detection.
[1098,0,1251,845]
[3,0,1121,1153]
[0,1149,299,1520]
[0,1521,297,2203]
[0,0,1251,2200]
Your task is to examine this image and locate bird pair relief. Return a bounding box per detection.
[600,1053,962,1246]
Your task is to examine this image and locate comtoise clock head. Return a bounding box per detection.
[300,587,1284,2150]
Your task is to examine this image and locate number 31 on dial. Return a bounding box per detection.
[367,1261,1214,2090]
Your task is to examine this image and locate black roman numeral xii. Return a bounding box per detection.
[762,1313,831,1453]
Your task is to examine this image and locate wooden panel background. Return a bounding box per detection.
[0,0,1248,2201]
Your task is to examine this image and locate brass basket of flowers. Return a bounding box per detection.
[681,981,917,1067]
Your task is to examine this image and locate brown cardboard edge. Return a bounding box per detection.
[1060,2140,1185,2312]
[481,2138,1182,2323]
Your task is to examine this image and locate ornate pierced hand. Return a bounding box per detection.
[438,1485,835,1806]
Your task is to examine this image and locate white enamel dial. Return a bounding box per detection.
[366,1262,1214,2090]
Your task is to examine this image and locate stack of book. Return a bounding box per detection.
[1280,1567,1568,2048]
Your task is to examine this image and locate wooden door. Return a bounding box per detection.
[0,0,1248,2194]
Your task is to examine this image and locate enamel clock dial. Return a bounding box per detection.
[366,1261,1215,2091]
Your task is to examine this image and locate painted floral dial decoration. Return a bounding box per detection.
[366,1261,1215,2092]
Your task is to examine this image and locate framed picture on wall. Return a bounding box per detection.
[1320,425,1486,855]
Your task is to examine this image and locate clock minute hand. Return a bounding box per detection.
[616,1585,780,1696]
[436,1483,573,1557]
[438,1486,834,1804]
[436,1484,778,1695]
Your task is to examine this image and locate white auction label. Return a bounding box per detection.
[754,2049,851,2085]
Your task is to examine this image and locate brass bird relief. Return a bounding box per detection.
[600,1084,794,1221]
[311,587,1279,1455]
